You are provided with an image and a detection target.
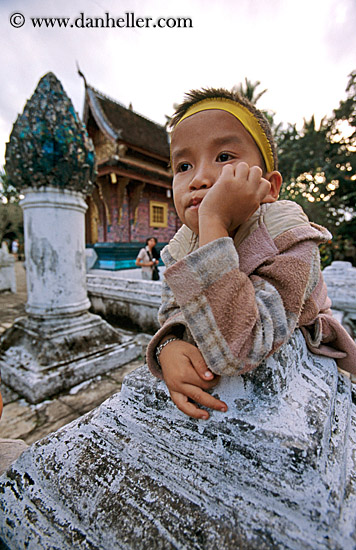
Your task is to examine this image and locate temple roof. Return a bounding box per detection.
[83,86,170,160]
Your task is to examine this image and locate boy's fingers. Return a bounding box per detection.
[234,161,249,179]
[259,178,273,201]
[170,391,210,420]
[186,386,227,413]
[248,165,263,182]
[170,387,227,420]
[187,347,216,381]
[168,373,219,393]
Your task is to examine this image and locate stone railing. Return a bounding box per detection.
[323,261,356,338]
[86,273,161,332]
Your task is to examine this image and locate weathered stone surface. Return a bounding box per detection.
[87,273,161,332]
[0,383,20,406]
[85,248,98,272]
[323,261,356,339]
[21,188,90,318]
[0,244,16,294]
[323,261,356,312]
[0,354,143,446]
[0,313,141,403]
[1,330,355,549]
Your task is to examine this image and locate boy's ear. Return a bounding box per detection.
[261,171,282,203]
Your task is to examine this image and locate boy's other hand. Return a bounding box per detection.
[198,162,271,244]
[159,340,228,420]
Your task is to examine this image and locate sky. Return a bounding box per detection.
[1,0,355,169]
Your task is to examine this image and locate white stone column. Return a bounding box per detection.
[0,71,141,403]
[21,187,90,318]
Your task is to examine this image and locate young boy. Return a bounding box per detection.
[146,88,356,420]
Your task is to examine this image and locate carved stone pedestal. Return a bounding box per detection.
[1,330,355,549]
[0,313,140,403]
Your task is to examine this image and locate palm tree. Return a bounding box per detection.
[232,78,267,105]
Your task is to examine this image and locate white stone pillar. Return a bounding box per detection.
[0,72,141,403]
[21,187,90,318]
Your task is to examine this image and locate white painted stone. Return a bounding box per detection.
[0,245,16,293]
[85,248,98,272]
[1,330,355,549]
[87,273,161,332]
[0,313,141,403]
[323,261,356,339]
[21,187,90,318]
[0,187,142,403]
[323,261,356,313]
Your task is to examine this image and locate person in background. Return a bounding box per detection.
[11,239,19,260]
[136,237,159,280]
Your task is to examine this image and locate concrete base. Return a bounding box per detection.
[0,312,141,403]
[1,330,356,549]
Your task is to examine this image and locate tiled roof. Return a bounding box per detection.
[85,86,170,159]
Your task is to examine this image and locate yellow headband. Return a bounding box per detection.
[174,98,275,173]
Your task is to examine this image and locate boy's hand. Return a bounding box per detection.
[159,340,227,420]
[198,162,272,245]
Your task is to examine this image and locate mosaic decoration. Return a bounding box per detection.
[5,72,95,194]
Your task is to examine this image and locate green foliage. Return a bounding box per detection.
[0,202,23,246]
[233,78,277,129]
[277,71,356,266]
[0,170,21,203]
[0,170,23,245]
[232,78,267,105]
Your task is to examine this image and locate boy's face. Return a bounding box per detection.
[171,110,267,235]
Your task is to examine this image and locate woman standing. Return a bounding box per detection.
[136,237,159,280]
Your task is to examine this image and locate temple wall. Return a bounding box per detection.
[94,185,179,245]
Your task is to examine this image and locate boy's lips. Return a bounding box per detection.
[188,196,203,208]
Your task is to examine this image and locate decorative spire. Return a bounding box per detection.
[5,72,95,194]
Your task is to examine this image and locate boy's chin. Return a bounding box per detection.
[183,214,199,236]
[186,224,199,236]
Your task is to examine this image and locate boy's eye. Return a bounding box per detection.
[217,152,233,162]
[177,162,191,173]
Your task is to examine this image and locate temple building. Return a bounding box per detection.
[81,79,179,269]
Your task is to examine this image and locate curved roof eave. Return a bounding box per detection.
[86,87,122,142]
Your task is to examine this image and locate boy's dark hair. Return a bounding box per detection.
[170,87,278,171]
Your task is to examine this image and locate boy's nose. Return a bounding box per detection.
[188,164,216,190]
